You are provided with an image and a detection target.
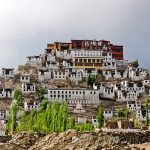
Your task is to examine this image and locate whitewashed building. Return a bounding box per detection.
[46,61,59,70]
[52,70,69,80]
[72,49,103,58]
[1,68,14,77]
[69,69,82,81]
[142,80,150,86]
[78,117,87,124]
[48,88,100,105]
[26,55,44,67]
[56,50,72,60]
[0,89,12,98]
[103,109,113,118]
[20,75,30,83]
[117,90,138,101]
[82,68,97,78]
[24,101,39,111]
[98,83,115,99]
[38,69,51,82]
[22,83,36,94]
[103,69,128,80]
[128,66,147,81]
[121,81,145,96]
[127,101,141,110]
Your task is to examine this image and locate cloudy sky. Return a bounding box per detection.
[0,0,150,68]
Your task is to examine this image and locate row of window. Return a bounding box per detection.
[75,59,102,63]
[49,90,97,95]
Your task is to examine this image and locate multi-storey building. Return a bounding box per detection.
[48,88,100,105]
[45,42,72,53]
[22,83,36,94]
[0,88,12,98]
[20,75,30,83]
[1,68,14,77]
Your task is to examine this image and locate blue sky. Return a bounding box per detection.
[0,0,150,68]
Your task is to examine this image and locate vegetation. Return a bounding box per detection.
[6,100,19,134]
[6,100,94,134]
[97,105,104,128]
[38,86,45,102]
[87,74,96,87]
[13,89,22,105]
[145,99,150,126]
[117,108,130,119]
[132,60,139,68]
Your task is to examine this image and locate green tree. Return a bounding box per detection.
[67,117,75,129]
[97,105,104,128]
[13,89,22,105]
[38,86,45,101]
[118,109,126,118]
[145,99,149,126]
[27,109,35,132]
[61,102,69,132]
[51,100,59,132]
[87,74,96,87]
[124,108,130,119]
[133,60,139,68]
[18,111,28,131]
[46,103,52,131]
[38,99,49,112]
[6,100,19,134]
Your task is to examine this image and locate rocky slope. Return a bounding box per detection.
[0,130,150,150]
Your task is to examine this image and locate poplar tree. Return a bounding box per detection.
[27,109,35,132]
[97,105,104,128]
[19,111,28,131]
[46,103,52,131]
[51,100,59,132]
[13,89,22,106]
[6,100,19,134]
[61,102,69,132]
[67,117,75,129]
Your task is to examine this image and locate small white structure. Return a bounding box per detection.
[38,69,51,82]
[22,83,36,94]
[74,101,86,113]
[103,109,113,118]
[117,90,138,101]
[82,68,97,78]
[46,61,59,70]
[78,117,87,124]
[56,50,72,60]
[0,89,12,98]
[98,83,115,99]
[127,101,141,110]
[20,75,30,83]
[52,70,69,80]
[92,117,98,127]
[103,69,128,80]
[128,66,147,81]
[142,80,150,86]
[24,100,39,111]
[26,55,44,67]
[1,68,14,77]
[69,69,82,81]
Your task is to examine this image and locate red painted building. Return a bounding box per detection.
[71,39,124,60]
[110,45,123,60]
